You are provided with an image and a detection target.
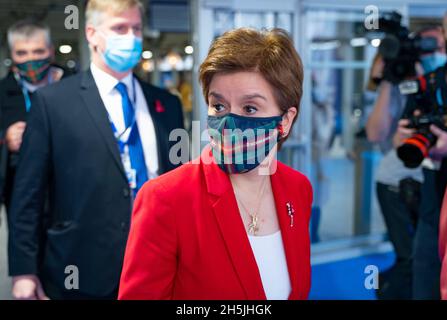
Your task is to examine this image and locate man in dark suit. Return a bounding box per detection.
[8,0,184,299]
[0,20,67,212]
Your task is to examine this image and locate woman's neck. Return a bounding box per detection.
[229,167,270,193]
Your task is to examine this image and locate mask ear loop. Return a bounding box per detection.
[277,122,285,140]
[278,110,289,140]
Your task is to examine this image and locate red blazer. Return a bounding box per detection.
[118,147,313,300]
[440,190,447,300]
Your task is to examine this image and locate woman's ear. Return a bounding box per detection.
[281,107,298,138]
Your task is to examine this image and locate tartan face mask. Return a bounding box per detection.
[15,57,51,84]
[207,113,283,174]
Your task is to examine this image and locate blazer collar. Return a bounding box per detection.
[270,167,308,299]
[4,71,22,95]
[80,69,127,182]
[201,146,233,197]
[137,77,156,109]
[201,146,304,299]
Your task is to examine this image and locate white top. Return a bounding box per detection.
[248,231,291,300]
[90,62,159,179]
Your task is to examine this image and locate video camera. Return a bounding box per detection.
[375,11,439,84]
[397,65,447,168]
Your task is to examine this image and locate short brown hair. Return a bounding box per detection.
[199,28,304,138]
[85,0,144,26]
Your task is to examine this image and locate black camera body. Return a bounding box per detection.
[376,11,438,84]
[397,66,447,168]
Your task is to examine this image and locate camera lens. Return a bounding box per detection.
[379,35,400,59]
[397,133,431,168]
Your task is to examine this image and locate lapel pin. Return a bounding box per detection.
[155,100,165,113]
[286,202,295,227]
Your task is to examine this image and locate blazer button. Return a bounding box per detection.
[121,222,127,231]
[123,188,130,198]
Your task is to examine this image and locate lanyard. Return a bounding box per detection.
[109,77,138,151]
[14,71,54,112]
[109,77,140,191]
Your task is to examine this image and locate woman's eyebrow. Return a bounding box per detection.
[242,93,267,101]
[209,92,267,102]
[209,91,228,103]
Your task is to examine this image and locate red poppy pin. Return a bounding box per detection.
[155,100,165,113]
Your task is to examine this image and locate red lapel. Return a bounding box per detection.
[201,146,309,300]
[201,147,266,300]
[270,166,306,299]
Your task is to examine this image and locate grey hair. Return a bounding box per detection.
[7,20,52,49]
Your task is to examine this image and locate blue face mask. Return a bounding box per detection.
[420,52,447,73]
[99,32,143,73]
[207,113,283,174]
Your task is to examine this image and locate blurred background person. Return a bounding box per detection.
[365,51,424,299]
[394,24,447,300]
[0,20,68,215]
[8,0,183,300]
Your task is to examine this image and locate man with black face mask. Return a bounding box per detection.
[0,20,67,213]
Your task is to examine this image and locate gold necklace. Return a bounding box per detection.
[234,177,269,236]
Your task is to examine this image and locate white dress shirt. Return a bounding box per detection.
[90,63,159,179]
[248,231,292,300]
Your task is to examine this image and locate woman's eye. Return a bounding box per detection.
[212,103,226,113]
[244,105,258,115]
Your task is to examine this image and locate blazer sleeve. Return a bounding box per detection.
[440,190,447,300]
[8,91,50,276]
[118,180,178,300]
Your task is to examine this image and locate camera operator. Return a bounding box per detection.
[394,23,447,300]
[366,53,423,300]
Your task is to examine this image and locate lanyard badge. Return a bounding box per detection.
[110,77,139,191]
[121,145,137,190]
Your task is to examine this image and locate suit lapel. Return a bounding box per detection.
[270,165,305,299]
[202,147,266,299]
[79,70,127,181]
[137,79,169,175]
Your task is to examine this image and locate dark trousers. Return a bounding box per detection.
[376,182,414,299]
[412,168,442,300]
[3,166,15,215]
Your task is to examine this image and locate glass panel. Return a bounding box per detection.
[305,8,386,242]
[234,12,266,29]
[213,10,235,37]
[307,9,377,62]
[214,9,293,36]
[276,12,292,32]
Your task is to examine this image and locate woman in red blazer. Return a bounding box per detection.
[118,28,313,300]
